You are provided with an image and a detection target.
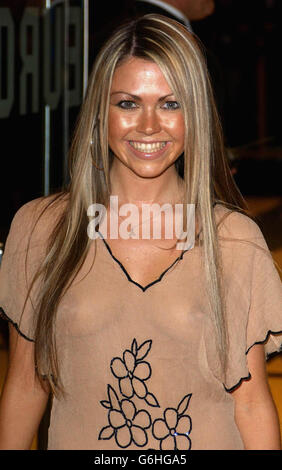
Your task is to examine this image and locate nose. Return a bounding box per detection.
[136,107,161,135]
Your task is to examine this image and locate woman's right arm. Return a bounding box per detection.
[0,324,50,449]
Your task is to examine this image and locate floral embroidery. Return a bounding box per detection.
[98,338,192,450]
[110,338,159,407]
[99,385,151,448]
[152,394,192,450]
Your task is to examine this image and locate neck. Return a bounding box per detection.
[109,161,185,208]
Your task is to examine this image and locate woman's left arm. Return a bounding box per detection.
[231,343,281,450]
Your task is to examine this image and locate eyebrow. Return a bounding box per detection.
[110,92,175,101]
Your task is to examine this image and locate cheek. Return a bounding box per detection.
[163,114,185,144]
[108,109,136,141]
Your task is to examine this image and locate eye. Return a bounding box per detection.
[162,101,180,110]
[117,100,138,109]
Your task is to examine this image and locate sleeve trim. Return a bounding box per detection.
[246,329,282,356]
[224,373,251,393]
[0,306,35,343]
[224,328,282,393]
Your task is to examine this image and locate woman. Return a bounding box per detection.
[0,14,281,450]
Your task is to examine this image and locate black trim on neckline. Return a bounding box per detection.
[98,232,190,292]
[0,306,34,343]
[97,201,219,291]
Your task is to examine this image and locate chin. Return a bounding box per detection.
[131,165,167,179]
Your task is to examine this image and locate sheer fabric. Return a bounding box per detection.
[0,197,281,450]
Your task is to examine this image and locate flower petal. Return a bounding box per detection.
[175,434,191,450]
[134,361,151,381]
[110,357,128,378]
[133,409,151,429]
[164,408,178,429]
[160,434,176,450]
[116,425,132,448]
[131,425,148,447]
[109,410,126,429]
[120,399,136,420]
[132,376,147,398]
[152,419,169,440]
[123,349,135,372]
[119,377,134,398]
[176,415,192,435]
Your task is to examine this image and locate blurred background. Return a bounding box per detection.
[0,0,281,449]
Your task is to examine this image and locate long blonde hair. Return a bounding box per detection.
[27,14,248,396]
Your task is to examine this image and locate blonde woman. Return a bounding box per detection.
[0,14,281,450]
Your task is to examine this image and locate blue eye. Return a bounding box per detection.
[163,101,180,110]
[117,100,137,109]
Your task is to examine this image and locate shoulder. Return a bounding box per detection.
[11,192,68,225]
[12,192,68,221]
[7,192,69,249]
[214,203,266,247]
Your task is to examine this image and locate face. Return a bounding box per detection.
[108,57,185,179]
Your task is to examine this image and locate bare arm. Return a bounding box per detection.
[232,343,281,450]
[0,324,50,449]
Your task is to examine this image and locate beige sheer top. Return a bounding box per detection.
[0,196,282,450]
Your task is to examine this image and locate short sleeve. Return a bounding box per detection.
[0,195,65,342]
[246,232,282,359]
[205,208,282,392]
[223,212,282,391]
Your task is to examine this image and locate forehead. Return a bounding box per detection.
[110,57,172,94]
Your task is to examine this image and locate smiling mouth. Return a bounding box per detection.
[129,141,167,153]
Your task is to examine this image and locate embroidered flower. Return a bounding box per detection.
[99,337,193,450]
[99,385,151,448]
[110,338,159,407]
[152,394,192,450]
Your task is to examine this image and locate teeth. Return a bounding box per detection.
[129,141,167,152]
